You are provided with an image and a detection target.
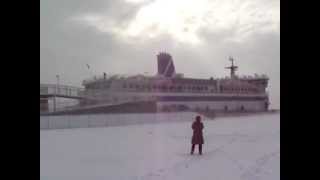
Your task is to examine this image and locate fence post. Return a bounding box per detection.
[88,115,90,128]
[48,117,51,129]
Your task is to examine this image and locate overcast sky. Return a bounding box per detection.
[40,0,280,109]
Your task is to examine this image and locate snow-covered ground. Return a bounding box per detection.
[40,113,280,180]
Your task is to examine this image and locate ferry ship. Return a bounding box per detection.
[79,52,269,113]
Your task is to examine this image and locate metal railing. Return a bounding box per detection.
[40,112,198,130]
[40,84,84,98]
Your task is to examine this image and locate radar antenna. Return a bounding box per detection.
[225,56,238,79]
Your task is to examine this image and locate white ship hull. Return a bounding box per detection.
[76,52,270,114]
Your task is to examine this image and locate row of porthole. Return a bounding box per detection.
[221,87,258,93]
[160,105,246,111]
[123,84,211,91]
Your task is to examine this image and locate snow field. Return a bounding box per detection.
[40,113,280,180]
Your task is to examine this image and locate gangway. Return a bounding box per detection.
[40,84,84,99]
[40,84,85,113]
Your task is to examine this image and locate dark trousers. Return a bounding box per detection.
[191,144,202,155]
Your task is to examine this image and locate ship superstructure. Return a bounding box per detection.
[80,52,269,112]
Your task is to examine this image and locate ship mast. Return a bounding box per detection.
[225,56,238,79]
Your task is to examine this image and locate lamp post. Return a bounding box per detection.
[53,75,60,112]
[56,75,60,94]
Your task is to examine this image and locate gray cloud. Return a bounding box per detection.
[40,0,280,109]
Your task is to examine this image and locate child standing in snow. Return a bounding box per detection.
[191,115,204,155]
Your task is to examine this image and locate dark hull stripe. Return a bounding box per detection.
[156,96,267,101]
